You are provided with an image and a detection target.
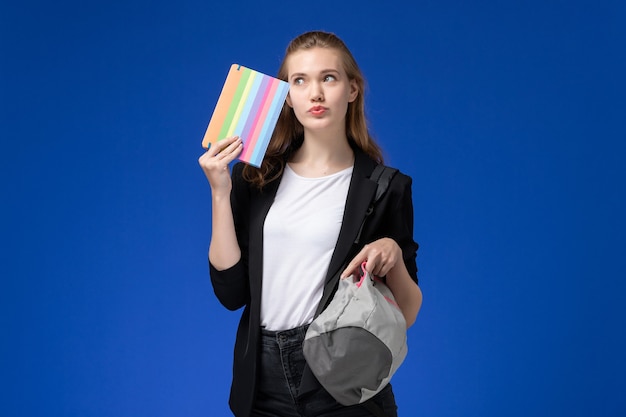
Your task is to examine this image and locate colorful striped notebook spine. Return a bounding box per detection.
[202,64,290,167]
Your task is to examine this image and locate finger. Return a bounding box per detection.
[198,141,239,172]
[207,136,239,157]
[216,138,243,161]
[217,141,243,165]
[340,261,355,279]
[365,257,380,275]
[341,249,366,279]
[373,255,397,277]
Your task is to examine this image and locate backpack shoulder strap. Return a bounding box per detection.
[354,164,398,245]
[370,164,398,201]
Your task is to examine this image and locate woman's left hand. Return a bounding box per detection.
[342,237,423,328]
[341,237,401,279]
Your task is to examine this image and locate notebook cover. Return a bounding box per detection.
[202,64,290,167]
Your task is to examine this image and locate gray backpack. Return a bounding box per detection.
[303,263,408,406]
[302,165,407,411]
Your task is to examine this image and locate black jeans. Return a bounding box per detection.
[250,324,398,417]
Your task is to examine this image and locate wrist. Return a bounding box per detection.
[211,188,231,202]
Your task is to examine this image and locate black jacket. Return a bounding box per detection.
[209,148,418,417]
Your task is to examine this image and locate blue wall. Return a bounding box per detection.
[2,1,625,416]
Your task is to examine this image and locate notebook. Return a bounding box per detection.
[202,64,290,167]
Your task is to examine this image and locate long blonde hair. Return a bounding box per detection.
[243,31,383,187]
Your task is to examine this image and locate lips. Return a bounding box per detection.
[309,106,327,116]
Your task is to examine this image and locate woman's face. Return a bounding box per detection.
[285,47,358,136]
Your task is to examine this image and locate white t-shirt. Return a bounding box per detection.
[261,164,353,331]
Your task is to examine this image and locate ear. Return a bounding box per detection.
[286,93,293,108]
[348,79,358,103]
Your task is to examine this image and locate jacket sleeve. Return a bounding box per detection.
[209,162,251,310]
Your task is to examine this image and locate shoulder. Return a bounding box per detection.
[389,168,412,189]
[353,148,413,195]
[381,168,413,209]
[231,162,284,198]
[353,148,412,183]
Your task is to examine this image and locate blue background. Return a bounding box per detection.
[2,0,625,416]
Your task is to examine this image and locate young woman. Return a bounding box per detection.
[199,31,422,417]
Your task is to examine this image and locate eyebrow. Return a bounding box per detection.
[290,69,341,78]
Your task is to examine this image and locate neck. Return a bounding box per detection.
[289,130,354,177]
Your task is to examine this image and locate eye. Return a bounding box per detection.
[292,77,304,86]
[323,74,337,82]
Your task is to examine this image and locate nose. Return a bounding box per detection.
[310,81,324,102]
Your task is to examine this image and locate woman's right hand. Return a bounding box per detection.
[198,136,243,195]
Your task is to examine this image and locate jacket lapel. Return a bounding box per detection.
[323,149,377,284]
[248,177,281,300]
